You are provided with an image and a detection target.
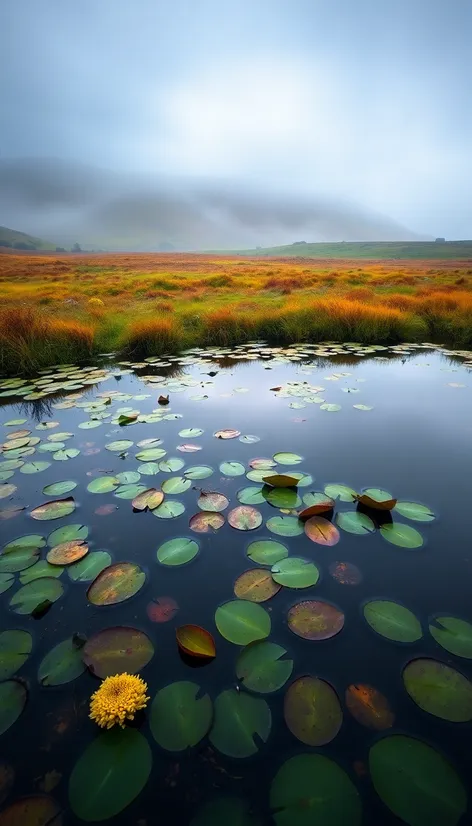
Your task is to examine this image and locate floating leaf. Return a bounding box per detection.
[209,689,271,758]
[177,443,201,453]
[0,630,32,680]
[9,578,64,615]
[237,486,266,505]
[357,488,397,510]
[380,522,424,548]
[87,562,145,606]
[346,684,394,730]
[219,461,245,477]
[152,500,185,519]
[364,600,422,642]
[106,440,134,452]
[0,484,17,500]
[48,523,88,546]
[320,403,341,411]
[87,476,120,494]
[0,535,44,573]
[47,537,88,566]
[132,488,164,511]
[0,573,14,593]
[189,511,225,533]
[67,551,112,582]
[157,537,199,566]
[284,676,342,745]
[300,491,335,515]
[246,539,288,566]
[116,471,141,485]
[176,625,216,659]
[159,457,185,473]
[83,627,154,678]
[369,735,467,826]
[271,558,320,589]
[179,428,204,438]
[263,487,301,509]
[150,681,212,751]
[304,516,340,546]
[353,404,373,410]
[38,637,86,686]
[147,596,179,623]
[429,616,472,659]
[197,491,229,512]
[234,569,281,602]
[42,480,77,496]
[30,497,76,521]
[137,462,160,476]
[266,516,303,537]
[115,483,147,500]
[270,753,362,826]
[190,797,261,826]
[262,474,299,489]
[336,511,376,535]
[329,561,362,585]
[0,681,27,736]
[53,448,80,461]
[215,600,270,645]
[249,458,276,470]
[403,658,472,722]
[136,448,166,461]
[184,465,213,480]
[214,429,241,439]
[228,506,262,531]
[69,728,152,821]
[273,452,303,466]
[236,641,293,693]
[20,561,63,584]
[288,600,344,640]
[0,795,63,826]
[394,501,436,521]
[20,462,51,475]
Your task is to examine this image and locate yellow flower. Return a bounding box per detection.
[89,673,149,729]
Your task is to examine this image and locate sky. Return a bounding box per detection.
[1,0,471,246]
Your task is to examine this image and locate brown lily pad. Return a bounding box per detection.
[304,516,340,546]
[87,562,146,606]
[47,540,88,566]
[83,626,154,678]
[346,684,395,730]
[234,569,281,602]
[284,676,343,746]
[132,488,164,511]
[288,600,345,640]
[189,512,225,533]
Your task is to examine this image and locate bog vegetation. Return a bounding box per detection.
[1,251,472,372]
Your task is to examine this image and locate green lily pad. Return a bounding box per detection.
[266,516,304,537]
[30,497,76,521]
[38,636,86,685]
[161,476,192,495]
[228,506,262,530]
[19,560,64,583]
[159,458,185,473]
[150,681,212,751]
[42,480,77,496]
[157,537,199,566]
[209,689,271,758]
[353,404,373,410]
[0,573,15,593]
[48,523,88,546]
[263,487,301,509]
[9,578,64,615]
[0,630,32,679]
[87,476,120,494]
[237,486,266,505]
[197,491,229,512]
[394,501,435,522]
[69,728,152,821]
[115,483,147,500]
[320,403,342,412]
[270,753,362,826]
[271,558,320,589]
[83,626,154,678]
[20,461,51,474]
[0,483,17,499]
[153,500,186,519]
[236,641,293,693]
[246,540,288,566]
[136,448,167,461]
[370,735,467,826]
[87,562,146,605]
[336,511,376,535]
[284,676,343,746]
[138,462,161,476]
[403,658,472,722]
[273,452,303,466]
[215,601,270,645]
[364,600,422,642]
[220,461,245,477]
[429,616,472,659]
[179,428,204,438]
[184,465,214,480]
[106,440,134,452]
[380,522,424,548]
[0,534,45,572]
[116,471,141,484]
[67,551,112,582]
[0,680,27,735]
[53,448,80,461]
[38,441,66,453]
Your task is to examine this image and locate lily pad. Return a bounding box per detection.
[0,535,44,573]
[189,512,225,533]
[234,569,281,602]
[320,403,341,412]
[429,616,472,659]
[83,627,154,678]
[20,561,63,583]
[0,680,27,735]
[157,537,199,566]
[364,600,422,642]
[403,658,472,722]
[237,486,266,505]
[336,511,376,535]
[270,753,362,826]
[116,471,141,484]
[228,506,262,531]
[394,501,435,522]
[0,630,32,679]
[369,735,467,826]
[209,689,271,758]
[273,452,303,466]
[136,448,167,461]
[266,516,304,537]
[329,561,362,585]
[9,578,64,615]
[138,462,160,476]
[179,428,204,438]
[263,487,301,509]
[67,551,112,582]
[246,539,289,566]
[288,600,344,640]
[161,476,192,495]
[150,681,212,751]
[304,516,340,546]
[42,480,77,496]
[0,573,15,593]
[152,500,185,519]
[219,461,245,477]
[20,462,51,475]
[300,491,335,515]
[132,488,164,511]
[215,600,271,645]
[87,562,146,606]
[197,491,229,512]
[30,497,76,521]
[380,522,424,548]
[69,728,152,821]
[38,636,86,685]
[47,539,88,566]
[236,641,293,693]
[190,797,261,826]
[345,684,394,730]
[106,440,134,452]
[115,483,147,500]
[87,476,120,494]
[0,484,17,500]
[214,429,241,440]
[184,465,214,480]
[271,558,320,589]
[176,625,216,659]
[357,488,397,510]
[159,458,185,473]
[53,448,80,461]
[284,676,342,745]
[48,523,88,546]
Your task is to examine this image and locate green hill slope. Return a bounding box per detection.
[0,225,57,250]
[222,240,472,260]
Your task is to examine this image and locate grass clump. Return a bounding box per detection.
[0,307,94,373]
[123,316,185,357]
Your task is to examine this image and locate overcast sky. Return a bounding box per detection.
[1,0,471,240]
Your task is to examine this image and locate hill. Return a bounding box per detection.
[225,240,472,260]
[0,225,57,251]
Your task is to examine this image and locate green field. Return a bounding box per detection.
[223,240,472,260]
[0,225,56,250]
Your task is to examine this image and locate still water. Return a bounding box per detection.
[0,341,472,826]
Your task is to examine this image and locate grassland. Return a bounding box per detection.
[224,240,472,260]
[1,251,472,373]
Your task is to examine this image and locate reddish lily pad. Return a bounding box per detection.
[197,491,229,512]
[304,516,340,546]
[87,562,146,606]
[288,600,345,640]
[83,627,154,678]
[214,429,241,439]
[284,676,343,746]
[189,512,225,533]
[228,506,262,531]
[329,561,362,585]
[345,684,394,730]
[234,569,281,602]
[147,596,179,623]
[0,795,62,826]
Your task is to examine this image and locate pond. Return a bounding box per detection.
[0,340,472,826]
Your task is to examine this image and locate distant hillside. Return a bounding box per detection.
[224,240,472,260]
[0,225,56,250]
